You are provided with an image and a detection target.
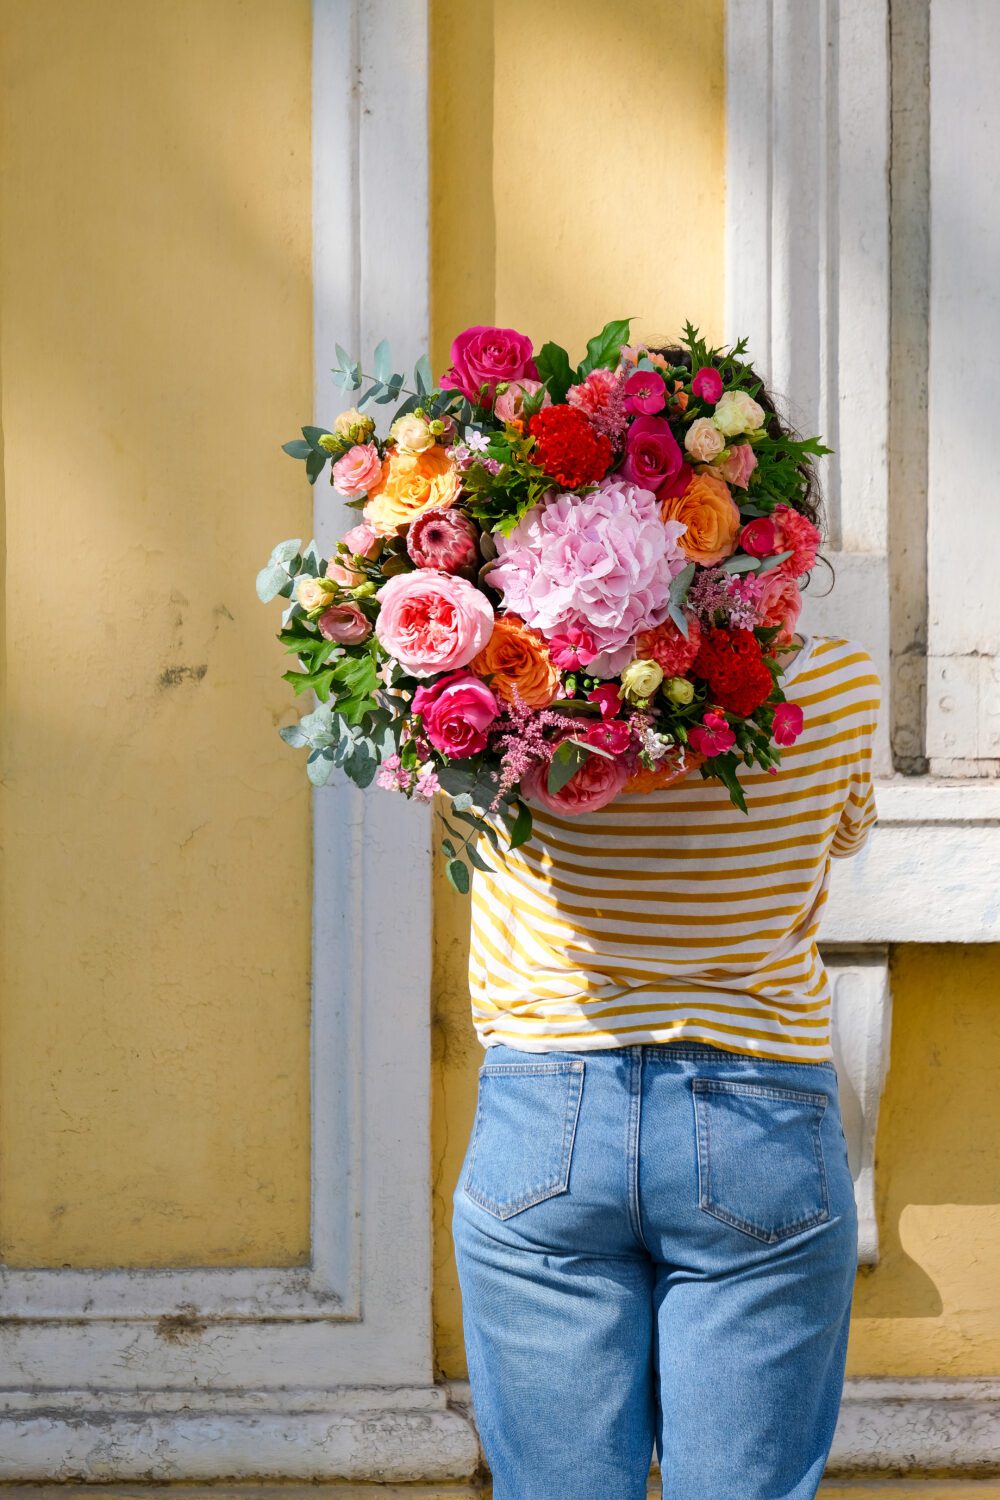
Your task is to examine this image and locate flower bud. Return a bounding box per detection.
[663,676,695,706]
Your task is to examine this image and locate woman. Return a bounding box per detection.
[451,353,880,1500]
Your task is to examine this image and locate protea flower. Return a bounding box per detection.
[406,507,480,577]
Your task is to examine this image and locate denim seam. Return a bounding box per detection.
[694,1083,832,1244]
[463,1060,585,1219]
[627,1047,651,1251]
[645,1046,837,1070]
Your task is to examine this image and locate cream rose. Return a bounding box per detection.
[621,658,665,703]
[389,413,435,452]
[684,416,727,464]
[296,575,337,611]
[713,389,766,437]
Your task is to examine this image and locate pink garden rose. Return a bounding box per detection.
[406,507,480,576]
[757,570,802,644]
[374,568,494,677]
[332,442,383,498]
[620,414,684,493]
[520,734,630,816]
[326,521,380,586]
[688,710,737,758]
[410,670,499,759]
[318,602,372,644]
[440,325,538,405]
[490,477,689,678]
[692,367,724,404]
[494,378,551,424]
[623,368,667,415]
[684,416,726,464]
[718,442,758,490]
[772,701,805,747]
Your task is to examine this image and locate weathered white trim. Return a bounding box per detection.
[826,951,891,1265]
[0,0,437,1421]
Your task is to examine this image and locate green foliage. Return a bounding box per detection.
[577,318,632,378]
[535,341,574,403]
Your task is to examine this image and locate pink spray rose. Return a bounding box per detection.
[406,507,481,576]
[410,670,499,759]
[440,325,538,405]
[623,369,667,415]
[620,414,684,493]
[688,710,737,758]
[692,367,724,404]
[739,516,778,559]
[757,571,802,644]
[374,569,494,677]
[772,702,805,747]
[332,442,384,498]
[317,602,372,644]
[326,521,380,586]
[718,442,758,490]
[520,733,630,816]
[494,378,551,424]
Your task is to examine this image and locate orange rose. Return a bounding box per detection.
[622,746,704,794]
[363,445,460,537]
[660,470,741,565]
[469,614,560,709]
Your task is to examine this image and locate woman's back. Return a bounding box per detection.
[469,633,880,1062]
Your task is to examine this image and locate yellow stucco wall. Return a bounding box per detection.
[0,0,314,1266]
[429,0,727,1379]
[429,0,1000,1390]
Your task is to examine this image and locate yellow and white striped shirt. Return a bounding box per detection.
[468,634,880,1063]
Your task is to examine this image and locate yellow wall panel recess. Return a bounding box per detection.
[0,0,314,1267]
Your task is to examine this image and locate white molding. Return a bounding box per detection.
[0,0,436,1404]
[826,951,891,1265]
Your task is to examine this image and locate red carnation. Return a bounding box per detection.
[528,405,614,489]
[692,625,773,718]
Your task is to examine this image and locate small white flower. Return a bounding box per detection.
[466,430,491,452]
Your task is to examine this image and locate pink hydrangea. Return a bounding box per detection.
[489,478,689,679]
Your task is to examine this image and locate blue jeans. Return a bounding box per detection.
[452,1041,858,1500]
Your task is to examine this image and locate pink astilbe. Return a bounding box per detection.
[688,567,766,629]
[566,367,629,444]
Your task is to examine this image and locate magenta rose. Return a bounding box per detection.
[318,602,372,644]
[374,568,494,677]
[439,325,538,406]
[332,442,383,498]
[718,442,758,490]
[772,702,805,747]
[411,670,499,759]
[521,735,630,816]
[407,507,480,576]
[692,367,724,404]
[620,414,683,492]
[739,516,778,558]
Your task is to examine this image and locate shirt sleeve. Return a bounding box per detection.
[830,647,881,860]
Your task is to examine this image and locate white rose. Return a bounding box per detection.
[389,413,435,453]
[684,416,726,464]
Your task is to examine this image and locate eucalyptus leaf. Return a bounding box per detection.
[282,439,312,460]
[446,858,470,895]
[373,339,392,383]
[270,538,302,565]
[256,563,289,603]
[414,353,433,394]
[279,722,309,748]
[756,549,794,574]
[719,554,761,575]
[306,747,335,786]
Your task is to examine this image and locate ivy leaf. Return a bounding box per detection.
[535,342,574,404]
[577,318,632,378]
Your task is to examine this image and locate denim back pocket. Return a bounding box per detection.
[463,1059,585,1220]
[692,1077,830,1243]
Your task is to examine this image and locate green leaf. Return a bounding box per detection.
[446,858,470,895]
[358,380,384,408]
[414,353,433,395]
[279,722,309,748]
[373,338,392,383]
[305,447,329,485]
[306,747,335,786]
[578,318,632,377]
[719,554,761,575]
[282,439,312,460]
[546,739,589,795]
[711,753,749,814]
[507,798,533,851]
[257,563,289,603]
[302,425,333,450]
[756,549,794,575]
[466,842,493,874]
[271,538,302,565]
[667,561,696,635]
[344,740,378,788]
[535,342,574,403]
[334,342,355,372]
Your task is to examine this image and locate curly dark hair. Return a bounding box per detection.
[647,343,825,537]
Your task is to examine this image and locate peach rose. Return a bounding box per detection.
[325,521,380,587]
[660,471,741,565]
[332,442,383,498]
[363,445,460,537]
[468,613,560,708]
[756,571,802,645]
[684,416,726,464]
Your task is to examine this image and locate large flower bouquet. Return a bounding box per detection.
[258,320,828,892]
